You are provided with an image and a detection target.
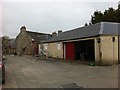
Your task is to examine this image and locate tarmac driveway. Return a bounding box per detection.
[2,55,118,88]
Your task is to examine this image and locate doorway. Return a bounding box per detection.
[74,39,95,62]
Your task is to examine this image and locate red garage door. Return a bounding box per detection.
[66,42,75,61]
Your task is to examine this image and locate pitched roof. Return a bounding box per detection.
[26,31,51,42]
[41,22,119,43]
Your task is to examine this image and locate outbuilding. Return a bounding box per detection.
[40,22,119,65]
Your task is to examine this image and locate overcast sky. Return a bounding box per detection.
[1,0,119,38]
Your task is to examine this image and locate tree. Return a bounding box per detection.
[117,3,120,22]
[90,6,120,24]
[91,11,104,24]
[2,36,10,54]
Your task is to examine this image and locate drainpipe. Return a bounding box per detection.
[62,42,64,60]
[112,37,115,64]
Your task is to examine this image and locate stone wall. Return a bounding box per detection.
[16,27,32,55]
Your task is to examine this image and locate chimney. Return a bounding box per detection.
[52,31,57,37]
[20,26,26,32]
[58,30,62,36]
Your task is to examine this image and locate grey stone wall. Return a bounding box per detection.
[16,27,32,55]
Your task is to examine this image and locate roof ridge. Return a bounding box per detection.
[26,31,49,35]
[101,22,120,24]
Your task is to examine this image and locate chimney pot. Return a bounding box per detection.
[20,26,26,32]
[58,30,62,36]
[52,31,57,37]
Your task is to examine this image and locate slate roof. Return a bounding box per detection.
[41,22,119,43]
[26,31,52,42]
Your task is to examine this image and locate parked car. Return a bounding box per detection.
[0,55,5,84]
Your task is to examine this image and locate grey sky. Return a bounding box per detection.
[1,0,119,38]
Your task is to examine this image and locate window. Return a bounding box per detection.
[58,43,61,50]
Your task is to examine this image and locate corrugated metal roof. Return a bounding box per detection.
[119,24,120,35]
[41,22,119,43]
[102,22,119,35]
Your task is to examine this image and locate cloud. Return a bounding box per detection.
[2,0,120,2]
[2,1,118,38]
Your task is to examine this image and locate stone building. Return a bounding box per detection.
[16,26,51,56]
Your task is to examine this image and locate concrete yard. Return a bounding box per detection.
[2,55,118,88]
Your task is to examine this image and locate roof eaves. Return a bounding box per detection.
[41,35,100,43]
[26,31,51,35]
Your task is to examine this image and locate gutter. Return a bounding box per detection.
[40,35,100,44]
